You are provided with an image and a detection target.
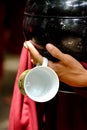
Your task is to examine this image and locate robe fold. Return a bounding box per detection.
[8,46,38,130]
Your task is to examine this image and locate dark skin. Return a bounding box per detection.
[24,40,87,87]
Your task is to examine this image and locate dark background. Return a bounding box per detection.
[0,1,27,130]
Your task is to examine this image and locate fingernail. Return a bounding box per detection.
[26,41,32,46]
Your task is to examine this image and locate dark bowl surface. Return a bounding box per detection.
[23,0,87,61]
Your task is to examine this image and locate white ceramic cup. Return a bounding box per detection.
[24,57,59,102]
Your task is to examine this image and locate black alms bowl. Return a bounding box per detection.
[23,0,87,62]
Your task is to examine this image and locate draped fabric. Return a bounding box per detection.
[8,46,87,130]
[8,46,38,130]
[40,91,87,130]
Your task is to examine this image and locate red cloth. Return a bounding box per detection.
[8,46,38,130]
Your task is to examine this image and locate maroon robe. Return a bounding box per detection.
[8,46,38,130]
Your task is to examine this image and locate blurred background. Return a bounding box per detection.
[0,0,26,129]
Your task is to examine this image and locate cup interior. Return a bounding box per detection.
[24,66,59,102]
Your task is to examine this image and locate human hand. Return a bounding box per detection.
[24,40,87,87]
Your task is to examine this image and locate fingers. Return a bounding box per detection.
[24,41,68,66]
[24,41,43,64]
